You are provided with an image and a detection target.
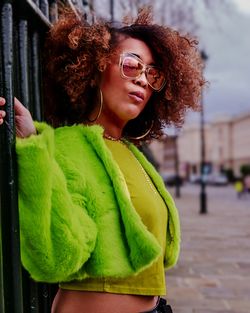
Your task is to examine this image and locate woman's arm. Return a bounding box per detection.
[16,122,97,283]
[0,97,97,282]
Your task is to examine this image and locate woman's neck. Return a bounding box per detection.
[94,115,126,140]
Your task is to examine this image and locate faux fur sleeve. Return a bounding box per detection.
[16,122,97,283]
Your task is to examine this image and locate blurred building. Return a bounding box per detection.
[150,135,177,175]
[179,111,250,178]
[150,111,250,179]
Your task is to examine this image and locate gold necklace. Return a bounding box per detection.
[125,146,158,195]
[135,156,158,195]
[103,133,122,141]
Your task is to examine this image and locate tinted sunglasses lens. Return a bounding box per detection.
[147,67,165,91]
[122,57,142,78]
[121,55,166,91]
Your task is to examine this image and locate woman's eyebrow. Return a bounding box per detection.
[129,52,141,59]
[129,53,156,66]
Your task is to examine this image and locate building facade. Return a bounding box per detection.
[150,111,250,179]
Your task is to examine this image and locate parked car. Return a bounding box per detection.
[162,174,183,187]
[206,174,228,186]
[189,174,201,184]
[189,173,228,186]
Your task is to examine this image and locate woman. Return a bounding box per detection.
[0,7,204,313]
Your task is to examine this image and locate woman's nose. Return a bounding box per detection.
[133,71,148,88]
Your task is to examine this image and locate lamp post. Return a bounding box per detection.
[200,50,208,214]
[110,0,114,22]
[173,133,181,198]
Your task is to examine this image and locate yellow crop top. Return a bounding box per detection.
[60,139,168,295]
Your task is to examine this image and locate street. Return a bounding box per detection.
[166,184,250,313]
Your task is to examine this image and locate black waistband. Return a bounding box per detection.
[141,298,173,313]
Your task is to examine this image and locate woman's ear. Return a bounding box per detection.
[98,58,108,73]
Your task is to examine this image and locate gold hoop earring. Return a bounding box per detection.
[87,89,103,122]
[126,120,154,140]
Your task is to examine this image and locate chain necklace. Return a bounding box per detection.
[130,152,158,195]
[103,133,122,141]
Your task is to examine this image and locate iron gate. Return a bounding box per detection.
[0,1,89,312]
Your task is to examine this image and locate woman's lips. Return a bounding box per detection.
[128,91,145,102]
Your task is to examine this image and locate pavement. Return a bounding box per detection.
[165,184,250,313]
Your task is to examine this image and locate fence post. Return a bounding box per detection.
[0,1,24,312]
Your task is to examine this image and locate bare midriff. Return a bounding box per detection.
[52,289,158,313]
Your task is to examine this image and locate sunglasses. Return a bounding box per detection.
[119,53,166,91]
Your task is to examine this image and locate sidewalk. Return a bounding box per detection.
[166,184,250,313]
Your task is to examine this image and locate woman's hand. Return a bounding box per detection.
[0,97,6,125]
[0,97,36,138]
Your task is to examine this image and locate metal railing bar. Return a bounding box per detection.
[18,0,51,28]
[49,0,58,23]
[18,19,30,109]
[0,9,4,309]
[0,2,24,312]
[16,18,39,313]
[39,283,51,313]
[30,31,42,121]
[29,280,40,312]
[40,0,49,19]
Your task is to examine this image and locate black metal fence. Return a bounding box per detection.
[0,1,88,312]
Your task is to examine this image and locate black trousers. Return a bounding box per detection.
[141,298,173,313]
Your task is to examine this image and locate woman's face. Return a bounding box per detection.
[100,37,154,128]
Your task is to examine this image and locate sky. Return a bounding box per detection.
[232,0,250,14]
[187,0,250,123]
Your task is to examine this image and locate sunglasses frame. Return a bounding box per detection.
[119,52,166,92]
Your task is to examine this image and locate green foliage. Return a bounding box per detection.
[240,164,250,177]
[223,168,235,182]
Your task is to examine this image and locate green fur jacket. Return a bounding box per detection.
[16,122,180,283]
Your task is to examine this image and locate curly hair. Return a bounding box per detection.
[43,7,205,142]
